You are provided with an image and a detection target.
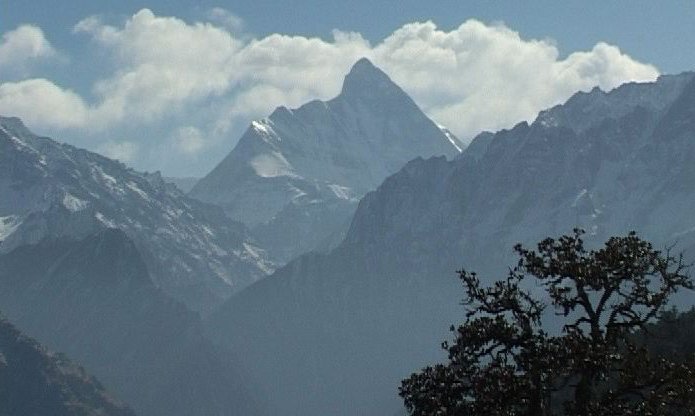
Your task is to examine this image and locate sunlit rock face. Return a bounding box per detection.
[191,58,461,263]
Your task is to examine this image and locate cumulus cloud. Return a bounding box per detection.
[98,140,139,163]
[74,9,244,126]
[0,79,88,129]
[0,25,57,73]
[71,10,656,138]
[172,126,205,154]
[0,10,659,174]
[70,10,372,130]
[372,21,659,138]
[0,25,60,77]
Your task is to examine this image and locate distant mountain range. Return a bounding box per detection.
[191,58,462,263]
[0,116,272,313]
[0,314,135,416]
[207,70,695,416]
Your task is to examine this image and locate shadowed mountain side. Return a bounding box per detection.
[207,239,462,416]
[0,315,136,416]
[0,229,264,416]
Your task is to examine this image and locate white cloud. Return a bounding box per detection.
[71,11,656,138]
[74,9,243,126]
[0,25,56,72]
[98,140,139,162]
[0,79,88,130]
[370,21,659,138]
[222,30,370,117]
[0,10,660,174]
[172,126,205,154]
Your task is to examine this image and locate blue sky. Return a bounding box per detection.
[7,1,695,73]
[2,1,694,176]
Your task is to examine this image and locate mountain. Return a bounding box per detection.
[206,71,695,416]
[0,229,264,416]
[164,176,199,193]
[0,116,272,312]
[191,58,462,262]
[0,314,135,416]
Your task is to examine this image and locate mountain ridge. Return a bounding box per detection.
[207,70,695,416]
[0,116,272,312]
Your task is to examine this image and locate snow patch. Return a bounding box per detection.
[571,189,588,207]
[126,181,152,202]
[201,225,215,237]
[242,243,274,275]
[288,183,308,200]
[328,184,355,200]
[437,124,463,153]
[250,152,297,178]
[94,212,117,228]
[90,165,123,194]
[0,216,21,241]
[537,113,560,129]
[252,120,279,141]
[164,207,182,220]
[8,135,38,154]
[62,193,89,212]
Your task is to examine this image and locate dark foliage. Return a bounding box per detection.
[400,230,695,415]
[638,307,695,362]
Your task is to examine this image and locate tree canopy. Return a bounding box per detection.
[400,230,695,415]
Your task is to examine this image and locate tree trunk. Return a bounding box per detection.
[574,375,591,416]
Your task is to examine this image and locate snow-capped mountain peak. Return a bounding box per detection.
[191,58,462,263]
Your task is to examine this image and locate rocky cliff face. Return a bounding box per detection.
[191,58,461,263]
